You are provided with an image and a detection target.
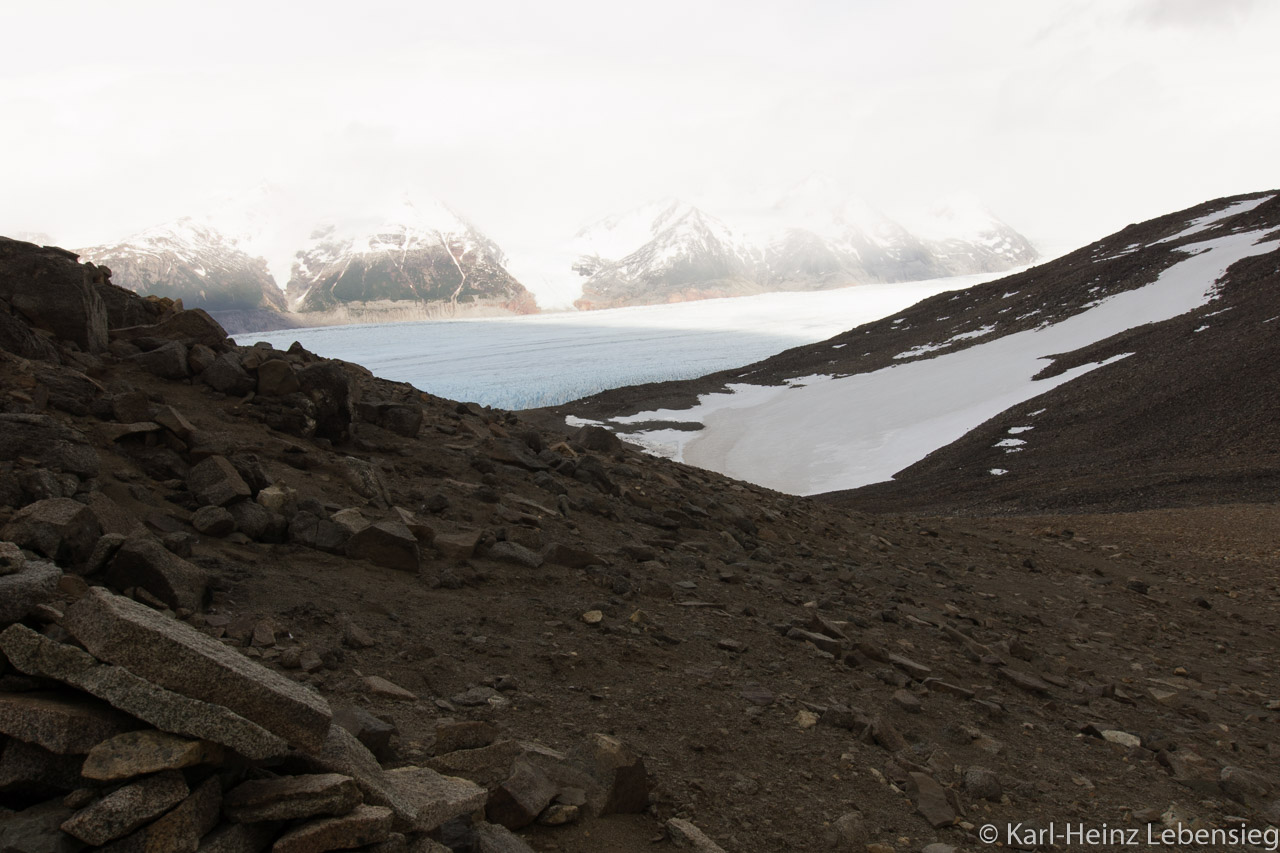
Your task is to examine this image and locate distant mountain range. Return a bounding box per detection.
[571,186,1037,309]
[64,186,1036,332]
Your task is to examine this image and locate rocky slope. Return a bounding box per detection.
[287,202,538,324]
[2,234,1278,852]
[546,190,1280,514]
[572,194,1036,310]
[78,220,295,336]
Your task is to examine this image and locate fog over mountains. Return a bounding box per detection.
[70,183,1037,332]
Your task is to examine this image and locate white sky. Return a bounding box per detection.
[3,0,1278,288]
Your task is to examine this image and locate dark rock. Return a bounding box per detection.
[200,353,255,396]
[575,425,623,454]
[187,456,251,507]
[0,414,98,477]
[104,536,209,613]
[0,237,108,352]
[0,690,138,754]
[63,587,332,752]
[962,767,1002,801]
[0,541,27,576]
[487,541,543,569]
[256,359,301,396]
[129,340,189,379]
[567,733,649,815]
[273,804,393,853]
[298,363,358,443]
[111,309,227,348]
[0,798,81,853]
[191,505,236,537]
[471,822,538,853]
[0,302,60,362]
[227,501,286,543]
[909,772,956,828]
[346,521,422,573]
[0,623,289,760]
[333,705,397,763]
[60,770,188,846]
[101,775,221,853]
[81,729,222,781]
[0,560,62,626]
[486,760,556,829]
[0,738,85,793]
[224,773,361,823]
[434,720,498,755]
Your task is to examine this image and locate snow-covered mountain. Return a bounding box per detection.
[572,200,759,310]
[571,186,1037,310]
[287,200,538,322]
[551,189,1280,512]
[78,219,290,332]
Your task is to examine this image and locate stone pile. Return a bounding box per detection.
[0,580,648,852]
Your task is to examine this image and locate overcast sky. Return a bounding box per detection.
[4,0,1278,282]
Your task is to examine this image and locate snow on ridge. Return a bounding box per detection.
[1155,195,1274,245]
[610,226,1280,496]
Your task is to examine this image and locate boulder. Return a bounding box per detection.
[191,506,236,537]
[256,359,301,396]
[111,308,227,348]
[129,341,189,379]
[486,760,556,829]
[384,767,487,833]
[0,237,108,352]
[0,302,60,362]
[0,414,99,478]
[346,521,422,573]
[566,733,649,815]
[187,456,251,507]
[62,588,332,752]
[200,353,255,396]
[298,363,358,443]
[0,624,289,760]
[104,537,209,613]
[1,499,101,568]
[0,560,62,625]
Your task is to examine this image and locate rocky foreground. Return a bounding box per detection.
[1,234,1278,852]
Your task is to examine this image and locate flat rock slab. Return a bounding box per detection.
[386,766,487,833]
[100,775,222,853]
[997,667,1053,695]
[909,772,956,828]
[0,690,138,755]
[61,770,189,846]
[427,740,523,787]
[666,818,729,852]
[63,587,331,752]
[83,729,223,781]
[223,773,361,823]
[272,804,393,853]
[0,624,288,760]
[294,724,419,831]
